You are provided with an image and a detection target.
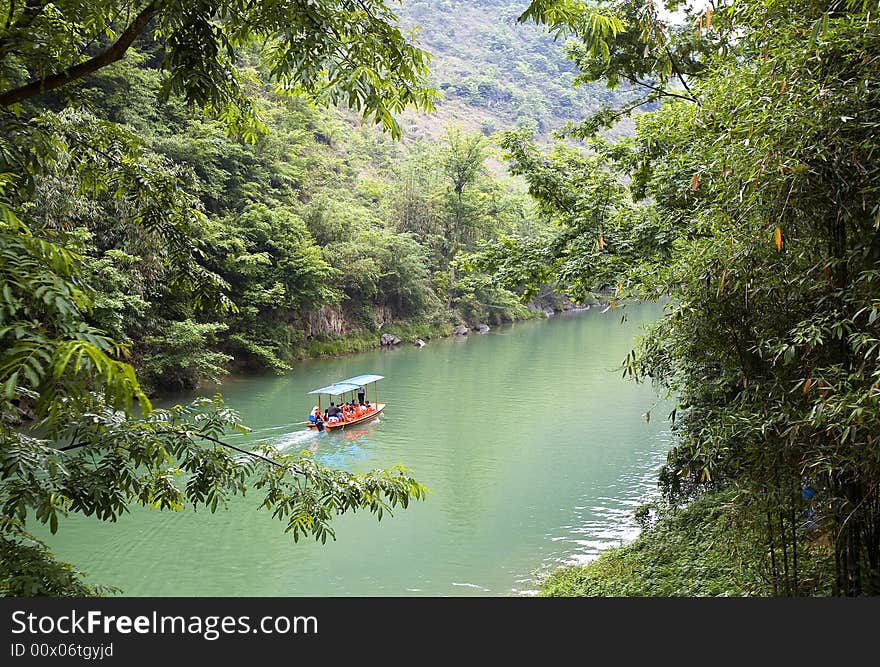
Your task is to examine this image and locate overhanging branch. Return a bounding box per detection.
[0,1,159,107]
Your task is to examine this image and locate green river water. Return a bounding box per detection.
[44,302,671,596]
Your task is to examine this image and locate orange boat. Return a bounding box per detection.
[306,374,385,431]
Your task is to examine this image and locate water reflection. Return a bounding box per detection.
[41,304,672,596]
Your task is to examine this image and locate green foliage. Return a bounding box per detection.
[452,273,533,326]
[0,205,150,421]
[540,490,834,597]
[0,0,437,137]
[207,202,338,371]
[142,320,233,391]
[328,229,439,319]
[510,0,880,595]
[1,518,118,597]
[0,0,447,596]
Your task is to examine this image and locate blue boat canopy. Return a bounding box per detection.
[307,374,384,395]
[340,374,384,386]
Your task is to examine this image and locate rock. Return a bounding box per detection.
[414,338,426,348]
[380,333,401,346]
[453,324,469,336]
[544,309,554,317]
[375,305,394,326]
[477,323,490,334]
[302,306,345,338]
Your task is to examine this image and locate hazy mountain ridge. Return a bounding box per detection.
[397,0,632,140]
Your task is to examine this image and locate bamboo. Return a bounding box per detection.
[791,502,798,595]
[767,511,779,596]
[779,511,790,596]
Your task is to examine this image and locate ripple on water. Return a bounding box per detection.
[533,432,670,585]
[42,304,675,596]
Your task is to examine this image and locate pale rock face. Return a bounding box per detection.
[477,323,490,334]
[375,305,395,326]
[453,324,468,336]
[381,333,401,346]
[303,306,346,337]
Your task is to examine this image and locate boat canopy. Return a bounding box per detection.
[341,374,384,386]
[307,374,384,396]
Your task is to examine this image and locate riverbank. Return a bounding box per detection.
[292,293,609,361]
[292,310,549,360]
[294,319,456,359]
[48,301,669,595]
[539,489,836,596]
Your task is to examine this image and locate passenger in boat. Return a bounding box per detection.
[357,385,366,405]
[314,414,325,432]
[365,400,372,412]
[308,406,319,423]
[326,402,341,420]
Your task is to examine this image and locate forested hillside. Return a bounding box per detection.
[43,51,550,392]
[398,0,631,138]
[1,1,622,396]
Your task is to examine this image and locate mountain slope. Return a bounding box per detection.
[397,0,631,140]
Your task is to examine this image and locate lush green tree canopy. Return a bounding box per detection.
[0,0,436,137]
[485,0,880,595]
[0,0,441,595]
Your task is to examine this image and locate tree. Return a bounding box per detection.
[207,203,339,372]
[494,0,880,594]
[0,0,435,595]
[437,127,489,307]
[0,0,436,138]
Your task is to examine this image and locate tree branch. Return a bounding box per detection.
[58,428,289,470]
[620,73,698,104]
[664,45,698,104]
[0,1,159,107]
[165,430,285,468]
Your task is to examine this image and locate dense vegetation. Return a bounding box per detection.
[0,0,447,596]
[0,0,590,596]
[474,0,880,595]
[4,0,877,598]
[62,59,550,392]
[541,490,835,596]
[397,0,636,137]
[5,10,559,396]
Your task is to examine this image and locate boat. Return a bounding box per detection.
[305,374,385,431]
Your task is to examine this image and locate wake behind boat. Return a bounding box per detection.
[306,374,385,431]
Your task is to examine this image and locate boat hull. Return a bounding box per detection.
[308,404,385,430]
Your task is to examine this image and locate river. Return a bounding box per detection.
[43,301,671,596]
